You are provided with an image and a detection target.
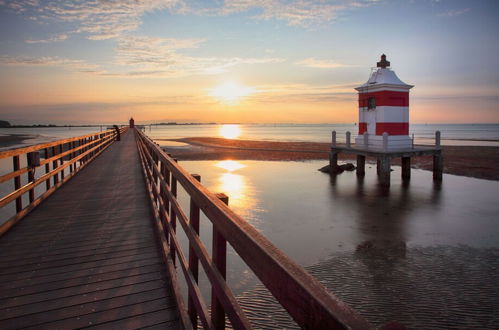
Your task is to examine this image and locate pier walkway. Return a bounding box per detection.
[0,131,180,329]
[0,128,372,330]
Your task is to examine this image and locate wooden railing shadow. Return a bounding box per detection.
[135,128,371,330]
[0,127,127,235]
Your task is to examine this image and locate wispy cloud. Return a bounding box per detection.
[190,0,381,27]
[296,57,354,69]
[25,33,68,44]
[2,0,186,40]
[0,55,99,72]
[0,38,284,78]
[243,83,356,104]
[438,8,470,17]
[112,35,284,77]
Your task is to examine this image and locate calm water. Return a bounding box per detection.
[2,124,499,150]
[174,160,499,328]
[145,123,499,146]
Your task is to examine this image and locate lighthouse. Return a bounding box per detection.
[355,55,413,150]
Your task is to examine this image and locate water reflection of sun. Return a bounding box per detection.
[216,160,245,172]
[219,124,241,139]
[214,160,259,226]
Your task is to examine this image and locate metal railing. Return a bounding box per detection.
[0,127,127,235]
[135,128,371,329]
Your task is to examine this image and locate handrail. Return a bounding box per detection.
[135,128,372,330]
[0,127,128,236]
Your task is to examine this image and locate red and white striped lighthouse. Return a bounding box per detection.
[355,54,413,150]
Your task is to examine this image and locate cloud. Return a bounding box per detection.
[0,37,284,78]
[296,57,354,69]
[2,0,383,44]
[190,0,381,27]
[243,83,356,104]
[438,8,470,17]
[112,35,284,77]
[0,55,99,72]
[25,34,68,44]
[2,0,186,40]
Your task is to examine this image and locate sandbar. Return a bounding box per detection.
[160,137,499,181]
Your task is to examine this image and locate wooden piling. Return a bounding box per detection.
[329,151,338,169]
[433,151,443,181]
[402,157,411,180]
[356,155,365,176]
[379,156,391,185]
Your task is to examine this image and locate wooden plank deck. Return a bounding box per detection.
[0,131,181,329]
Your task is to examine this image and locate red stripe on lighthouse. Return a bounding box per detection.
[359,123,367,134]
[358,91,409,107]
[376,122,409,135]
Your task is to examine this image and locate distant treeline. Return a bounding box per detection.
[154,122,217,125]
[0,120,220,128]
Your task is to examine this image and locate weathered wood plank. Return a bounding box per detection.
[0,132,180,330]
[0,289,173,329]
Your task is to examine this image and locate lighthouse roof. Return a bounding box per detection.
[355,55,413,92]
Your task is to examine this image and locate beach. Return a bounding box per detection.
[160,137,499,181]
[0,134,37,149]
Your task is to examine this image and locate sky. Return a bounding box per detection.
[0,0,498,125]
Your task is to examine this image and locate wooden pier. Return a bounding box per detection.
[330,131,443,186]
[0,130,180,329]
[0,128,373,329]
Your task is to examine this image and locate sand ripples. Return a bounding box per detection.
[236,246,499,329]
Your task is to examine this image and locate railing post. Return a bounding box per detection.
[331,131,336,147]
[363,132,369,148]
[162,161,171,219]
[70,141,75,173]
[188,174,201,327]
[170,159,178,266]
[13,155,22,213]
[27,154,35,203]
[59,144,64,180]
[435,130,441,149]
[44,148,50,190]
[52,146,59,185]
[346,131,351,148]
[212,193,229,330]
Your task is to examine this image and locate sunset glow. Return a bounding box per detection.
[0,1,497,124]
[208,82,255,105]
[219,124,242,139]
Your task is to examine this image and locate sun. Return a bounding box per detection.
[208,81,255,104]
[219,124,241,139]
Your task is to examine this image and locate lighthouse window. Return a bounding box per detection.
[367,97,376,109]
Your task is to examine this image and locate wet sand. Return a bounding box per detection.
[0,134,37,149]
[160,137,499,181]
[237,246,499,329]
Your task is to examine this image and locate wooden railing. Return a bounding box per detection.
[0,127,127,235]
[135,128,371,330]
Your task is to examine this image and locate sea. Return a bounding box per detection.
[1,123,499,149]
[1,123,499,328]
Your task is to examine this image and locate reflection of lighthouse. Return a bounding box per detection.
[355,55,413,150]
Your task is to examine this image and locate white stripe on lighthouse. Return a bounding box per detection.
[359,106,408,123]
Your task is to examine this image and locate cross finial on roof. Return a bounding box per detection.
[377,54,390,68]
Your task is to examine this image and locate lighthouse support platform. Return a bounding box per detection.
[329,131,443,186]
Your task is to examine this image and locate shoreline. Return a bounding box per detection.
[0,134,37,149]
[160,137,499,181]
